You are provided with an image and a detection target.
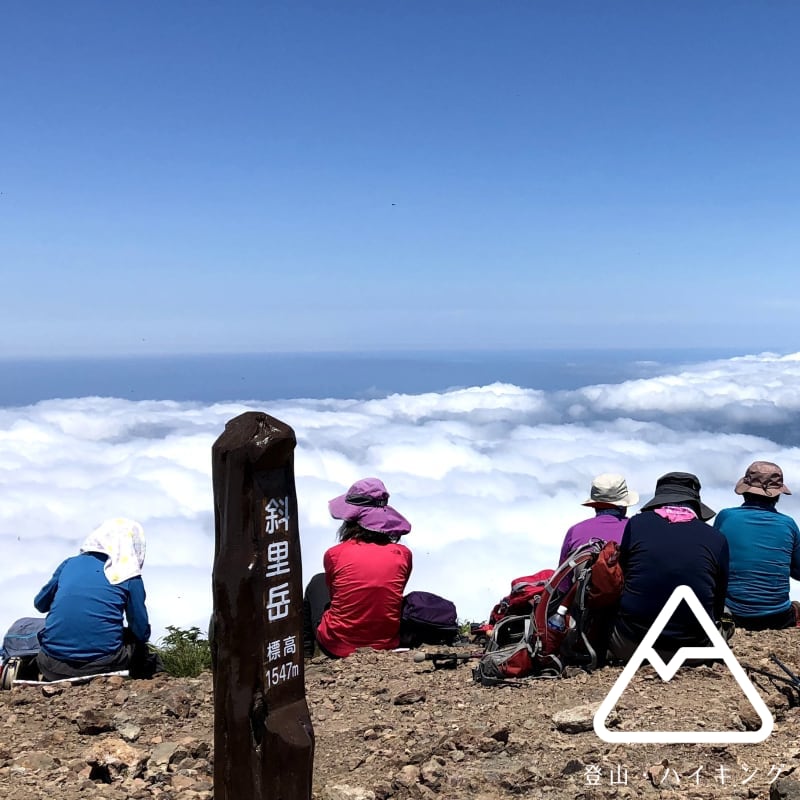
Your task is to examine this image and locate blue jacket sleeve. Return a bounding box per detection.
[34,560,68,612]
[125,577,151,643]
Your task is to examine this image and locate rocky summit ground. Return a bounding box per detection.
[2,628,800,800]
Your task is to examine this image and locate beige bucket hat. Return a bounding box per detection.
[582,473,639,508]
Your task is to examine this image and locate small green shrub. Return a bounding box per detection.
[459,618,485,638]
[154,625,212,678]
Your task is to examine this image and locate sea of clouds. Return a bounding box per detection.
[1,351,799,643]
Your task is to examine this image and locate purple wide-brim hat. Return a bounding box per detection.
[328,477,412,536]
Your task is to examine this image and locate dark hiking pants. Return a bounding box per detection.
[37,634,163,681]
[302,572,337,658]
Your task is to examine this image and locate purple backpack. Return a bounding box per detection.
[399,591,459,647]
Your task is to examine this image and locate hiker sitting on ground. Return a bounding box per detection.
[303,478,412,658]
[713,461,800,631]
[34,518,161,681]
[557,473,638,588]
[608,472,729,663]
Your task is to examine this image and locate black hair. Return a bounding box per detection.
[742,492,779,508]
[337,521,398,545]
[594,506,627,519]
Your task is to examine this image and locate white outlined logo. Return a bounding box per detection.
[593,585,773,743]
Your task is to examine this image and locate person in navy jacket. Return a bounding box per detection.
[609,472,729,662]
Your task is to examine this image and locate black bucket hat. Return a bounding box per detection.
[640,471,715,521]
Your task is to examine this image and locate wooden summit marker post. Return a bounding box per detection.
[211,411,314,800]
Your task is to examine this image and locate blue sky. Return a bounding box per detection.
[2,2,799,356]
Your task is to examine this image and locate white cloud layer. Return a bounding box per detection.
[2,351,800,644]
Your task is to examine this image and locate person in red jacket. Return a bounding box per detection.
[303,478,413,658]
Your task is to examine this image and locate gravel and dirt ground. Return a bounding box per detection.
[1,627,800,800]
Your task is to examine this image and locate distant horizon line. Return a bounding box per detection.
[0,345,782,363]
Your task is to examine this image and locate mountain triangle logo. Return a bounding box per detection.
[593,585,773,744]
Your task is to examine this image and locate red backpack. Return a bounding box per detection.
[474,540,624,685]
[585,540,624,608]
[488,569,555,625]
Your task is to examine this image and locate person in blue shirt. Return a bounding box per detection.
[34,518,160,680]
[713,461,800,630]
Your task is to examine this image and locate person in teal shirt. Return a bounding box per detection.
[713,461,800,630]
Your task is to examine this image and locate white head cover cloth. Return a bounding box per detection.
[80,518,146,585]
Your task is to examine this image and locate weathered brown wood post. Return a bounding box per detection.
[211,411,314,800]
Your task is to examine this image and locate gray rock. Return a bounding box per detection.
[393,764,421,788]
[737,700,763,731]
[162,688,193,718]
[413,784,438,800]
[420,756,446,788]
[12,751,58,771]
[771,778,800,800]
[487,725,510,743]
[373,781,393,800]
[83,738,146,778]
[552,703,614,734]
[150,741,180,767]
[116,722,141,742]
[478,737,504,753]
[76,708,115,735]
[393,689,426,705]
[170,773,199,792]
[321,784,377,800]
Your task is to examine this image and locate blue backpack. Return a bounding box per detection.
[0,617,45,688]
[1,617,45,660]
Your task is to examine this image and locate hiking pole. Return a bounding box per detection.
[413,651,483,670]
[744,664,798,689]
[744,662,800,707]
[770,654,800,688]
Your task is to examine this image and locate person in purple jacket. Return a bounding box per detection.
[553,474,639,666]
[558,473,640,573]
